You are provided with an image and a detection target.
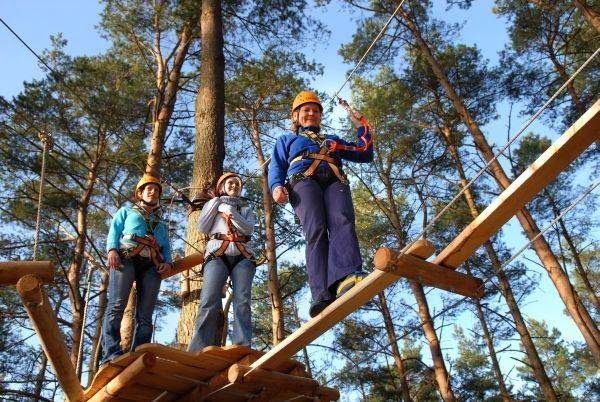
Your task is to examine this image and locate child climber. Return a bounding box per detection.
[188,172,256,351]
[268,91,373,318]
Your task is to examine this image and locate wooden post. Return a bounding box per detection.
[87,353,155,402]
[162,252,204,279]
[0,261,54,285]
[16,274,83,402]
[373,248,484,298]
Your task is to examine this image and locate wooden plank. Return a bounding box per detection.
[135,343,233,372]
[16,275,84,402]
[0,261,54,285]
[436,99,600,269]
[248,269,411,370]
[247,241,437,371]
[373,248,484,298]
[88,354,155,402]
[84,353,144,399]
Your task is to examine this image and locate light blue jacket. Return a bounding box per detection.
[106,205,172,264]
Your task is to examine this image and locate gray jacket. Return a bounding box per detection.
[198,196,255,257]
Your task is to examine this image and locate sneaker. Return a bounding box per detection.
[336,271,366,298]
[309,298,334,318]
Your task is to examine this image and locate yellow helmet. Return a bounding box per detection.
[135,174,162,199]
[216,172,243,195]
[292,91,322,113]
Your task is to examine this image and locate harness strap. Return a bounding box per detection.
[291,147,348,184]
[210,213,253,259]
[124,234,164,267]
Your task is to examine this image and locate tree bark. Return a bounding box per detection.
[544,189,600,311]
[442,125,553,399]
[248,106,285,345]
[145,17,194,176]
[178,0,226,346]
[399,7,600,362]
[378,291,413,402]
[68,136,105,366]
[376,164,455,400]
[572,0,600,32]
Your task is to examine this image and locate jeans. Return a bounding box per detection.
[188,256,255,352]
[290,176,363,302]
[100,256,161,365]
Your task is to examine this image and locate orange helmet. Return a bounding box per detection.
[292,91,322,113]
[216,172,243,195]
[135,174,162,199]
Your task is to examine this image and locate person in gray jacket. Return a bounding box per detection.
[188,172,255,351]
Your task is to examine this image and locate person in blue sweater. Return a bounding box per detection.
[101,174,173,365]
[268,90,373,318]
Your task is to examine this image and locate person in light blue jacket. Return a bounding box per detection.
[101,174,172,365]
[188,172,256,352]
[268,91,373,318]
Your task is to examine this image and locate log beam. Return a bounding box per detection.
[248,242,436,371]
[162,253,204,279]
[374,248,484,298]
[16,274,83,402]
[436,99,600,269]
[88,353,155,402]
[0,261,54,285]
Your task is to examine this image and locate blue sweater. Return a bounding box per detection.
[106,205,173,264]
[268,126,373,192]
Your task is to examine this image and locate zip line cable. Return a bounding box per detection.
[333,0,408,99]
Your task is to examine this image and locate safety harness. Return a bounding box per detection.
[209,212,253,260]
[120,206,165,267]
[290,117,372,185]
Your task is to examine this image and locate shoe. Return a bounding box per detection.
[309,298,334,318]
[336,271,366,298]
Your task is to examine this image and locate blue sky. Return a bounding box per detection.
[1,0,589,384]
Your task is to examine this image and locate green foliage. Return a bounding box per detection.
[517,319,598,400]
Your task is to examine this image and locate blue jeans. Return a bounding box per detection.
[100,256,161,364]
[188,256,255,352]
[290,176,363,302]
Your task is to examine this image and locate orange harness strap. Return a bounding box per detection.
[126,234,164,267]
[211,213,252,259]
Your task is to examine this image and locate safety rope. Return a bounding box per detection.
[32,131,53,260]
[333,0,408,99]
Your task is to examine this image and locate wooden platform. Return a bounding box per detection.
[84,344,339,401]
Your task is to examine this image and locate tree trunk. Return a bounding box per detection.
[249,107,285,345]
[146,22,194,176]
[120,283,137,352]
[68,139,105,366]
[544,189,600,311]
[572,0,600,32]
[399,7,600,362]
[177,0,225,346]
[443,129,557,400]
[379,167,455,400]
[378,291,413,402]
[88,268,108,384]
[33,353,48,401]
[470,287,513,402]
